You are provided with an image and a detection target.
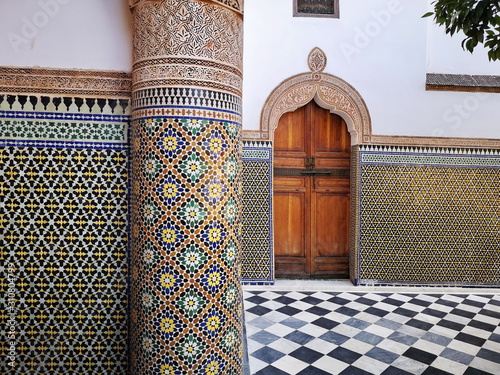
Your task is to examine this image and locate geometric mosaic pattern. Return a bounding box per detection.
[349,147,360,284]
[0,99,129,374]
[0,118,128,143]
[354,145,500,286]
[126,0,248,372]
[129,0,245,372]
[129,112,244,374]
[244,290,500,374]
[241,141,274,285]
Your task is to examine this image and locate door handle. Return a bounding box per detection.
[305,157,316,169]
[305,157,312,168]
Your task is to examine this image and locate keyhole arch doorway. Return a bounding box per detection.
[260,70,372,279]
[260,72,372,144]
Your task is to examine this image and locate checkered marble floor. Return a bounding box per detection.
[243,290,500,375]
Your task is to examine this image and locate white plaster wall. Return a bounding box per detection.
[243,0,500,139]
[0,0,132,72]
[427,20,498,75]
[0,0,498,139]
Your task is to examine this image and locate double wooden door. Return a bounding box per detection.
[274,100,350,278]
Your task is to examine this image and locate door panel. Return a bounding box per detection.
[274,106,307,152]
[274,191,306,257]
[313,103,350,170]
[314,110,350,153]
[314,176,350,191]
[274,100,350,278]
[274,105,308,169]
[313,194,350,255]
[274,182,309,276]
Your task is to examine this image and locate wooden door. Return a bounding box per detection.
[274,100,350,278]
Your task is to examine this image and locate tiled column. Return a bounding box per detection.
[129,0,244,374]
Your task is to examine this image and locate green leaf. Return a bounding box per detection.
[427,0,500,60]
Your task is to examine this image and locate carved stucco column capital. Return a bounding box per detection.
[130,0,243,95]
[129,0,243,15]
[129,0,154,11]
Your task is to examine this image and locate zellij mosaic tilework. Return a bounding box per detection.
[241,141,274,285]
[0,94,130,375]
[355,146,500,286]
[129,114,244,374]
[129,0,245,372]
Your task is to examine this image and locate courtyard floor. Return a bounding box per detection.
[243,280,500,375]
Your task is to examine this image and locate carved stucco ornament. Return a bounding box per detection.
[261,47,372,144]
[129,0,243,14]
[308,47,327,80]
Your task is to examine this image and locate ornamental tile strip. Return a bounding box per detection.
[242,148,271,160]
[132,87,241,114]
[0,139,129,150]
[0,94,130,143]
[0,118,128,143]
[0,93,131,116]
[241,141,274,285]
[359,144,500,155]
[0,110,130,123]
[132,106,241,124]
[349,146,361,284]
[354,146,500,286]
[368,135,500,149]
[361,153,500,168]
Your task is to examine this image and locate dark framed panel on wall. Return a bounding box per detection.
[294,0,339,18]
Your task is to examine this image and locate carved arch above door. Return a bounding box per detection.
[259,48,372,144]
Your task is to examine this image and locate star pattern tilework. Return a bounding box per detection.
[129,111,244,374]
[354,147,500,286]
[0,95,129,374]
[241,141,274,285]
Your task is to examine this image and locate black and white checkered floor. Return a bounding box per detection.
[243,289,500,375]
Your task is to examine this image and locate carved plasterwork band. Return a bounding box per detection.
[132,57,242,95]
[131,0,243,94]
[242,130,265,140]
[0,67,131,98]
[129,0,161,9]
[261,72,371,145]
